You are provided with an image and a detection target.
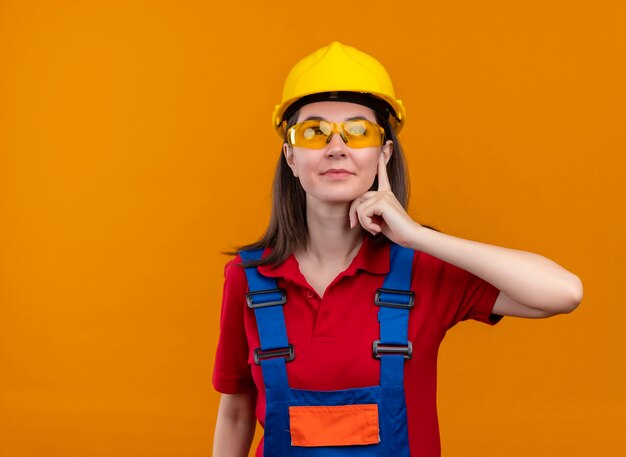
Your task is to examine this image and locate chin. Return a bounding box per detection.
[314,189,365,203]
[302,181,372,203]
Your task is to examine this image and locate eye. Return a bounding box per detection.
[344,121,367,136]
[303,127,324,139]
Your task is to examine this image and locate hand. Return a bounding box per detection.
[348,154,423,247]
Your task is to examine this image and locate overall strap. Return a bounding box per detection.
[376,242,415,387]
[239,249,291,389]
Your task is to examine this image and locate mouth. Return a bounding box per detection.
[321,168,355,177]
[321,171,354,180]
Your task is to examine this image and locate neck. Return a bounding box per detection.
[298,195,364,265]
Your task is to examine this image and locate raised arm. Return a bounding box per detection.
[405,227,583,318]
[350,153,583,318]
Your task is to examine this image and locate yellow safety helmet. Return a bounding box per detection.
[272,41,405,139]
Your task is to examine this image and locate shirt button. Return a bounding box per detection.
[306,290,315,299]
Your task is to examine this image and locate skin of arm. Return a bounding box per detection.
[213,390,257,457]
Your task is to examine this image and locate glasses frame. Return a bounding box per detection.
[286,119,386,149]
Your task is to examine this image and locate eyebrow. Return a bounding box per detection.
[302,115,371,122]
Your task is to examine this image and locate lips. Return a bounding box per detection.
[321,168,355,175]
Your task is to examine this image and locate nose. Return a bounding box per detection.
[324,130,349,157]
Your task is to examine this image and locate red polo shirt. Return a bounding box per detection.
[212,233,503,457]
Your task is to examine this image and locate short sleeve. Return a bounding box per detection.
[416,252,504,331]
[211,256,255,394]
[442,259,503,330]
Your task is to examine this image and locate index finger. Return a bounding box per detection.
[377,153,391,191]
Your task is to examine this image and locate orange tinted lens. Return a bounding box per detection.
[342,120,384,148]
[287,120,384,149]
[288,120,329,149]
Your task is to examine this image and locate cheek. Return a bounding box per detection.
[291,154,319,184]
[356,152,380,182]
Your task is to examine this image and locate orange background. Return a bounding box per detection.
[1,1,624,456]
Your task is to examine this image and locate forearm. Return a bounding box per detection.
[213,414,256,457]
[213,391,257,457]
[405,224,583,313]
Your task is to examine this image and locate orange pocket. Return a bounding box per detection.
[288,404,380,447]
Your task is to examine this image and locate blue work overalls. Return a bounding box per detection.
[240,242,415,456]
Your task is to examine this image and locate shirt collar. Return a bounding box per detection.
[256,233,390,280]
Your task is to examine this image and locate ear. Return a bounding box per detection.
[283,143,298,177]
[381,139,393,166]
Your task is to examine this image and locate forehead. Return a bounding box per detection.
[297,101,377,122]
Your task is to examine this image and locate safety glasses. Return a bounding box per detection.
[286,119,385,149]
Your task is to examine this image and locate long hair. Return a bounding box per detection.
[222,105,440,268]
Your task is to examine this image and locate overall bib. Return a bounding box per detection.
[240,242,415,456]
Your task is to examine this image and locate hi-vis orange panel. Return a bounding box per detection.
[288,404,380,447]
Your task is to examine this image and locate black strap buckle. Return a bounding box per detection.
[372,340,413,359]
[374,288,415,309]
[253,344,295,365]
[246,288,286,309]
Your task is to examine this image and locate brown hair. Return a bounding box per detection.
[222,103,440,268]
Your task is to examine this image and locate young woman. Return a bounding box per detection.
[212,41,583,457]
